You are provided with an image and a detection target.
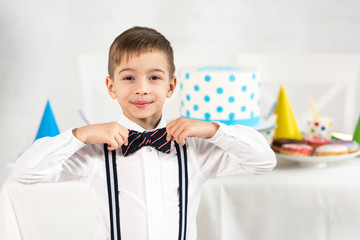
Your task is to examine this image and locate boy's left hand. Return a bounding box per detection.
[166,118,219,145]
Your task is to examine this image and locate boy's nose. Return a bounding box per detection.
[135,79,150,95]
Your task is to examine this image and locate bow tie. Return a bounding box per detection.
[121,127,171,156]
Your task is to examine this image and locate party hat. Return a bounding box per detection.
[273,85,302,139]
[35,100,60,141]
[353,113,360,144]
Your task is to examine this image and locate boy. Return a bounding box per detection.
[14,26,276,240]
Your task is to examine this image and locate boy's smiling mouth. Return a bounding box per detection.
[131,100,153,109]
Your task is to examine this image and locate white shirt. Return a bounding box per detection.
[14,112,276,240]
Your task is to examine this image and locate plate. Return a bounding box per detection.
[275,150,360,168]
[252,118,276,132]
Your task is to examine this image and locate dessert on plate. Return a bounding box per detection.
[279,143,314,156]
[271,138,307,153]
[315,144,348,156]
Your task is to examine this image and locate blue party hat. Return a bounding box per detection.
[35,100,60,141]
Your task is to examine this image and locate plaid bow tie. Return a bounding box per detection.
[121,127,171,156]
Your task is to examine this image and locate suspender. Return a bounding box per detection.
[174,143,188,240]
[104,146,121,240]
[104,142,189,240]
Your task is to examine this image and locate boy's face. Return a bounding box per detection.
[106,51,176,129]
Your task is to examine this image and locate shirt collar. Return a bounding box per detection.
[118,110,167,132]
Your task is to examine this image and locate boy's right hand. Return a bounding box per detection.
[72,122,129,150]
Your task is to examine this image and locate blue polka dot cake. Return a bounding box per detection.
[179,66,261,126]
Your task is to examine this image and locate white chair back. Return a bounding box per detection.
[77,54,119,124]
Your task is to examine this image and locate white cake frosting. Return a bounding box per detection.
[179,66,261,126]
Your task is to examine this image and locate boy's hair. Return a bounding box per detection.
[108,26,175,79]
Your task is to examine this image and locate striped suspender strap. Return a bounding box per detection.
[174,143,189,240]
[104,143,188,240]
[104,144,121,240]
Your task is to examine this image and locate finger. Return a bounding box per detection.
[119,128,129,146]
[107,137,119,150]
[113,132,125,149]
[178,129,190,146]
[165,124,175,142]
[168,126,181,143]
[166,131,173,142]
[173,126,186,145]
[167,135,174,142]
[178,126,191,145]
[111,123,128,146]
[166,123,179,142]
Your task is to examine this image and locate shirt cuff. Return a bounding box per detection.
[206,122,237,150]
[56,128,87,159]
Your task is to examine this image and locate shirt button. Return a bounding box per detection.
[147,147,152,152]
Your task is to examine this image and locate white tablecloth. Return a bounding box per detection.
[197,158,360,240]
[1,158,360,240]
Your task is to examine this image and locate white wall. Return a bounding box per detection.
[1,0,360,167]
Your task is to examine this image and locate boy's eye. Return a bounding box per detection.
[123,76,134,81]
[150,75,161,80]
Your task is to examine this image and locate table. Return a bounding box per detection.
[0,180,96,240]
[197,158,360,240]
[1,158,360,240]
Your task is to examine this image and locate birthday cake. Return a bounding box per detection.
[179,66,261,126]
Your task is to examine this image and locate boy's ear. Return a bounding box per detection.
[166,76,177,98]
[106,76,117,99]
